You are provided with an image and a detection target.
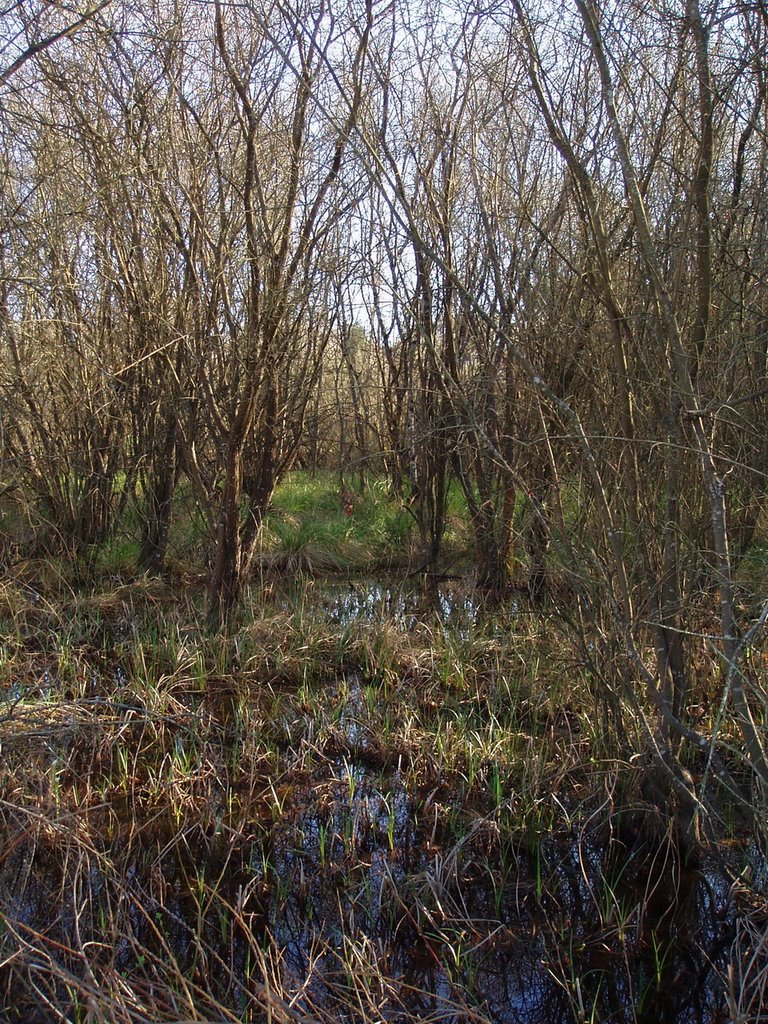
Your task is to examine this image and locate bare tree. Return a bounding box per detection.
[0,0,112,89]
[188,0,374,625]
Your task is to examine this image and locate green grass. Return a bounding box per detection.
[736,541,768,589]
[92,534,142,576]
[264,470,417,570]
[270,470,345,518]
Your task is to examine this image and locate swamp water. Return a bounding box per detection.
[1,583,765,1022]
[318,578,487,629]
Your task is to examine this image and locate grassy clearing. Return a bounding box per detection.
[261,471,443,573]
[1,571,766,1022]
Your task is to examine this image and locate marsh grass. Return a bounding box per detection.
[0,571,765,1022]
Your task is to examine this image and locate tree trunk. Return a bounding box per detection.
[207,443,243,630]
[473,501,510,598]
[138,420,177,574]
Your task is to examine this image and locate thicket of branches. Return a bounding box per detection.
[2,0,767,822]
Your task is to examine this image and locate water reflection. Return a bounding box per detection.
[0,762,747,1022]
[272,577,517,632]
[0,674,759,1024]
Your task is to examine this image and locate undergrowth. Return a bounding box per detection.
[0,571,766,1022]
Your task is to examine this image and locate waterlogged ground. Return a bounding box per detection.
[0,577,766,1022]
[321,578,487,628]
[256,684,755,1024]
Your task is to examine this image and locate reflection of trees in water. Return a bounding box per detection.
[0,812,739,1023]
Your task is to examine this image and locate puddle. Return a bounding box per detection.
[258,795,744,1024]
[746,839,768,893]
[324,579,482,628]
[273,577,491,631]
[0,679,762,1022]
[3,680,24,703]
[1,799,753,1020]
